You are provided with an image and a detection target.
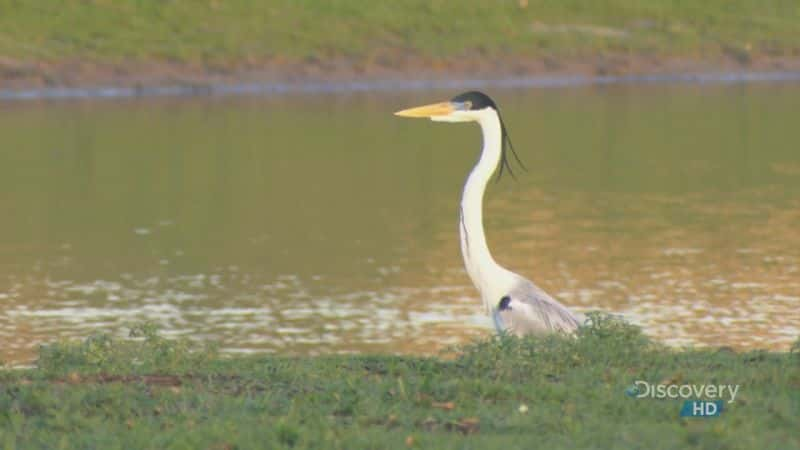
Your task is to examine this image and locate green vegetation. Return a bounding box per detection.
[0,1,799,72]
[1,317,798,449]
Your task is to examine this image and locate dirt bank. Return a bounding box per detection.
[2,52,800,94]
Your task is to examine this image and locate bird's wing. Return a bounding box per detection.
[494,280,582,335]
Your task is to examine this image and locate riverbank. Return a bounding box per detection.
[1,319,798,449]
[1,1,799,93]
[3,53,800,91]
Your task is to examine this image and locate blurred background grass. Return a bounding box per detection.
[0,0,798,69]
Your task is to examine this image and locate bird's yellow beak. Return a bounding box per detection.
[394,102,455,118]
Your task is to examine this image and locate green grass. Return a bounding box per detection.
[0,0,799,69]
[1,317,798,449]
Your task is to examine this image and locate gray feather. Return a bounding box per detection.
[493,278,582,335]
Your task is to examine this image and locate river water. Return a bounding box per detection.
[1,82,799,363]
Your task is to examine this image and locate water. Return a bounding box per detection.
[2,83,799,364]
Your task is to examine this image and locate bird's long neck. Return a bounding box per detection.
[459,112,513,310]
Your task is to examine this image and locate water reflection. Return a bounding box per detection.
[1,84,799,364]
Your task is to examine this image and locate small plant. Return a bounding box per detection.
[450,312,657,384]
[574,312,656,359]
[36,321,218,377]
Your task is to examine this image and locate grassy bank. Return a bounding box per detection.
[1,319,798,449]
[1,1,799,87]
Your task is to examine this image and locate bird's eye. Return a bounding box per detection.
[498,296,512,311]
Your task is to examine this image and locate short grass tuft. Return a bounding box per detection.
[36,321,219,378]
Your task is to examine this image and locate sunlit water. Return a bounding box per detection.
[2,84,799,364]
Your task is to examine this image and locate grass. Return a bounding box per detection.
[1,317,798,449]
[0,1,799,71]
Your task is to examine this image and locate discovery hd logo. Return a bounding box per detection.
[625,380,740,418]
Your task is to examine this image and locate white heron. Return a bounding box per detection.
[395,91,581,335]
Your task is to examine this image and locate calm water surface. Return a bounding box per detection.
[2,84,799,363]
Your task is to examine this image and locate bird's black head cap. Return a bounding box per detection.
[451,91,497,111]
[450,91,526,182]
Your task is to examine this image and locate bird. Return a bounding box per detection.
[394,91,581,336]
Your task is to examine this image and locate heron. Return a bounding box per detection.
[395,91,581,335]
